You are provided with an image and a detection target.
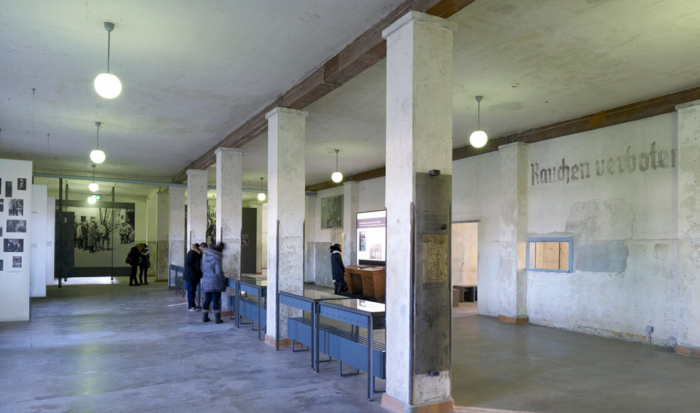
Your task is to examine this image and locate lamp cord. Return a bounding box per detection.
[96,126,100,150]
[477,99,481,131]
[336,150,339,171]
[107,30,111,73]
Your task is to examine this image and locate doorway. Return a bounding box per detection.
[452,222,478,315]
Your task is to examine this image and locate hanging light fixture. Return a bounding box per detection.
[89,164,99,192]
[87,195,97,204]
[469,96,488,149]
[257,177,266,201]
[94,22,122,99]
[331,149,343,183]
[90,122,106,164]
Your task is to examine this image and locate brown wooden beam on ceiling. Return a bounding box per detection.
[305,84,700,191]
[172,0,477,183]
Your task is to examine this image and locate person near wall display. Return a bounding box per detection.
[139,244,150,285]
[200,243,226,324]
[184,243,204,311]
[126,246,141,286]
[330,243,347,295]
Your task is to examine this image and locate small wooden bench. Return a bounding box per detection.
[288,317,386,379]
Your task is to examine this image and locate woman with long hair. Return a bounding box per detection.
[200,243,227,323]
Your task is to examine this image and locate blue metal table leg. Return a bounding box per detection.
[368,314,374,401]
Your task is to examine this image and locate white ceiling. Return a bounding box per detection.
[4,0,700,191]
[0,0,405,180]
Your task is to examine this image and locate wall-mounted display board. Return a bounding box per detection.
[0,159,33,321]
[356,210,386,264]
[46,197,56,285]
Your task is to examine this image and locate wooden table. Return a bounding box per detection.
[344,266,385,298]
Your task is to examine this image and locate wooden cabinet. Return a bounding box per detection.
[344,265,385,299]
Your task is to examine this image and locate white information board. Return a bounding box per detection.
[30,185,48,298]
[356,210,386,262]
[46,197,56,285]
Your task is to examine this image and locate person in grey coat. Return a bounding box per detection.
[200,243,227,323]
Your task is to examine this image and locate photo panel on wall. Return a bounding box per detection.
[4,238,24,253]
[5,181,11,197]
[7,219,26,233]
[0,199,4,212]
[12,256,21,269]
[17,178,26,191]
[9,199,23,216]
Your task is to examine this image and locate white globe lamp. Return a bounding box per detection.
[94,73,122,99]
[90,149,106,164]
[331,171,343,183]
[87,195,97,204]
[470,96,489,149]
[257,177,267,202]
[89,182,99,192]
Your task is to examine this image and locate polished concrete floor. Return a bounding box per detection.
[1,278,699,413]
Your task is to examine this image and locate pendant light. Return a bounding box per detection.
[331,149,343,183]
[87,195,97,204]
[257,177,266,201]
[94,22,122,99]
[469,96,488,148]
[90,122,106,164]
[89,165,99,192]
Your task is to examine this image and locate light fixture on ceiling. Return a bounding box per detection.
[469,96,488,149]
[90,122,106,164]
[331,149,343,183]
[94,22,122,99]
[87,194,97,204]
[89,164,99,192]
[257,177,266,202]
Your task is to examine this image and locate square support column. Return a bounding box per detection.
[675,100,700,356]
[265,107,308,346]
[186,169,208,248]
[498,142,529,324]
[382,11,456,412]
[169,187,186,285]
[156,190,170,281]
[215,148,244,281]
[343,181,359,266]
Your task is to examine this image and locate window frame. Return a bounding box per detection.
[525,236,574,273]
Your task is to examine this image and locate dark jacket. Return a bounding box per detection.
[200,249,227,293]
[331,251,345,281]
[140,248,150,268]
[183,246,202,283]
[127,248,140,268]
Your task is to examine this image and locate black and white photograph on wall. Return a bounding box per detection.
[68,206,136,269]
[9,199,23,216]
[17,178,26,191]
[0,227,3,236]
[0,199,4,212]
[13,256,22,269]
[5,181,11,197]
[0,260,3,271]
[4,238,24,253]
[321,195,343,229]
[7,219,26,233]
[359,231,366,252]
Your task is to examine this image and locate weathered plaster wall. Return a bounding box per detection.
[359,177,386,212]
[453,151,501,317]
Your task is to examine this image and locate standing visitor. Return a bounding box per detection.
[330,243,346,295]
[81,222,89,250]
[184,243,204,311]
[127,246,141,286]
[88,223,98,253]
[200,243,226,324]
[75,222,82,249]
[119,223,128,244]
[139,244,150,285]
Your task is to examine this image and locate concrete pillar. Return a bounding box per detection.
[215,148,244,281]
[169,187,186,286]
[186,169,208,247]
[146,190,158,276]
[498,142,529,324]
[256,202,263,274]
[264,107,308,346]
[382,11,456,412]
[675,100,700,356]
[343,181,359,266]
[156,190,169,281]
[305,193,317,282]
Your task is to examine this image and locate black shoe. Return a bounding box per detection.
[203,312,211,322]
[214,313,223,324]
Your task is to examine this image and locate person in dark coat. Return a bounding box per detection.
[127,246,141,286]
[330,243,346,295]
[139,244,150,285]
[184,243,204,311]
[200,243,227,323]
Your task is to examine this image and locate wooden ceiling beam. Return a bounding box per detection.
[172,0,477,183]
[305,85,700,191]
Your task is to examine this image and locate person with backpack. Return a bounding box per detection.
[127,246,141,286]
[139,244,150,285]
[200,243,227,323]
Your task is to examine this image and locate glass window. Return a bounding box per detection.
[526,237,573,273]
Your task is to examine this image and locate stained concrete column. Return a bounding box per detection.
[343,181,359,266]
[498,142,529,324]
[146,191,158,277]
[156,190,169,281]
[186,169,208,247]
[264,107,308,346]
[169,187,186,286]
[382,11,456,412]
[215,148,244,281]
[675,100,700,356]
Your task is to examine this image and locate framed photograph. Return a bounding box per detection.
[12,256,21,269]
[17,178,26,191]
[6,219,26,233]
[321,195,343,229]
[5,181,11,197]
[0,260,3,271]
[0,199,4,212]
[9,199,23,216]
[4,238,24,253]
[0,227,3,236]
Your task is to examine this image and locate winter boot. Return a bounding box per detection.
[203,311,211,323]
[214,311,223,324]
